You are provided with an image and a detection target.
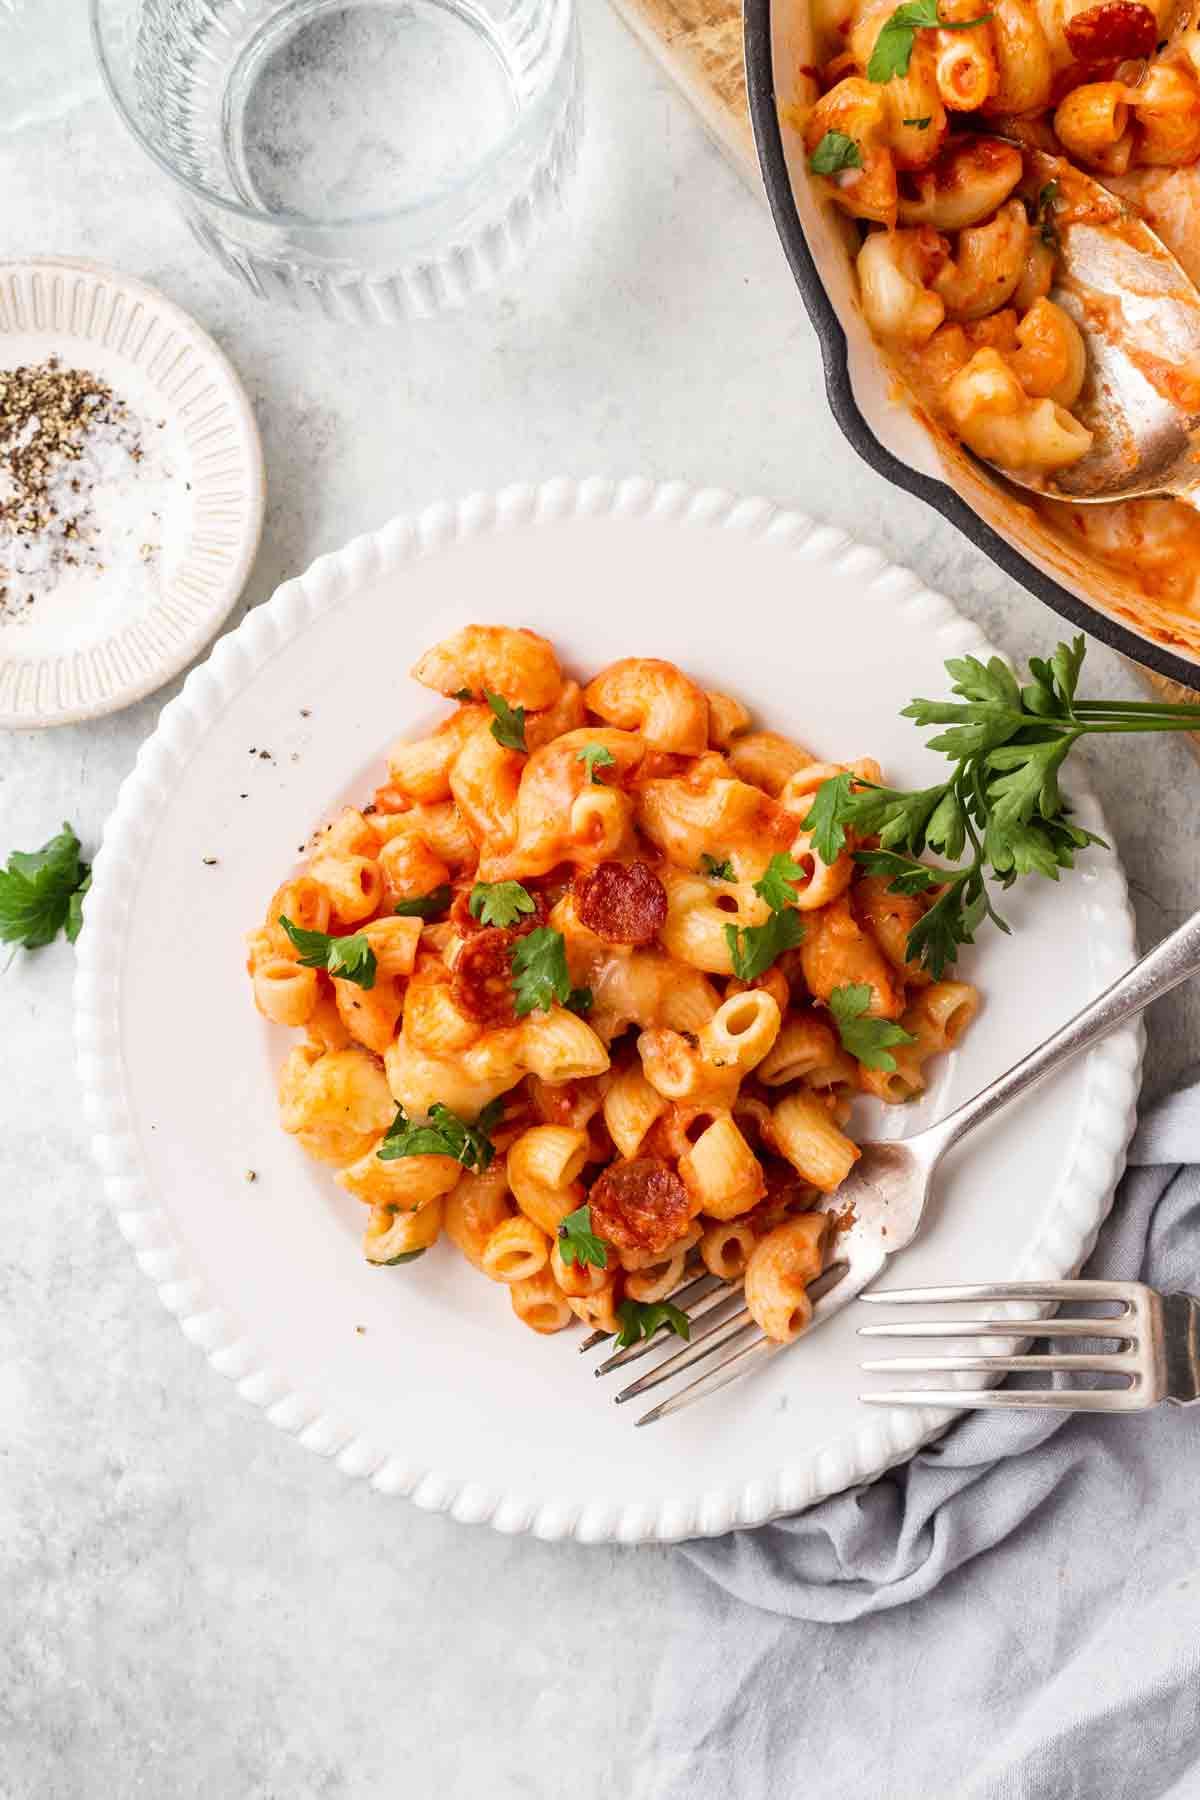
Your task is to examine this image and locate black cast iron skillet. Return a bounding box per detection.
[742,0,1200,688]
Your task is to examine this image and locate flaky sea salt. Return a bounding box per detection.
[0,358,183,636]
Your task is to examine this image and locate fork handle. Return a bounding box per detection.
[927,906,1200,1157]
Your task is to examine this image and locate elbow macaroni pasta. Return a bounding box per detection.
[806,0,1200,488]
[249,628,979,1343]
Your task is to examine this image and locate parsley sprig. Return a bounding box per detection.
[614,1298,691,1351]
[725,851,806,980]
[377,1099,504,1171]
[557,1203,608,1270]
[867,0,993,83]
[279,916,377,988]
[0,822,90,950]
[829,983,916,1072]
[510,925,592,1017]
[807,637,1200,979]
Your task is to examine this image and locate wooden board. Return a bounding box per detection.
[608,0,1200,720]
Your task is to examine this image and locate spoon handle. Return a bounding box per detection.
[926,907,1200,1157]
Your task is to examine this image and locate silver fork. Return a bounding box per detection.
[858,1281,1200,1411]
[585,907,1200,1426]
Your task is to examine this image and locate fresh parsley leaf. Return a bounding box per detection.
[614,1298,691,1351]
[566,986,594,1015]
[699,853,736,881]
[985,735,1075,832]
[65,869,91,944]
[393,884,452,920]
[867,0,992,83]
[278,915,377,989]
[376,1099,502,1171]
[0,822,91,951]
[485,690,528,753]
[576,743,617,784]
[1049,634,1085,714]
[753,852,808,911]
[808,130,862,175]
[828,983,916,1072]
[510,925,573,1016]
[903,115,932,127]
[725,907,805,981]
[557,1203,608,1269]
[803,771,857,864]
[469,879,536,929]
[853,848,942,894]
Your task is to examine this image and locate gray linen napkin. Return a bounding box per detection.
[637,1078,1200,1800]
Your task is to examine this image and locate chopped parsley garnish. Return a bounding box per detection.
[614,1298,691,1351]
[808,130,863,175]
[1037,179,1060,248]
[0,821,91,950]
[903,115,932,127]
[576,743,617,784]
[393,885,452,920]
[724,907,805,981]
[278,916,377,988]
[469,879,536,928]
[485,690,528,753]
[699,853,736,881]
[510,925,586,1016]
[377,1098,504,1171]
[557,1203,608,1269]
[453,687,474,701]
[724,846,806,979]
[867,0,992,83]
[828,983,917,1072]
[753,852,808,911]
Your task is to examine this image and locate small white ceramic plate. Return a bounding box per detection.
[75,480,1142,1543]
[0,258,264,727]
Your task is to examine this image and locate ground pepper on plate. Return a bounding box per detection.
[0,356,170,625]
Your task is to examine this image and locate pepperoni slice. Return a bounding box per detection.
[588,1157,691,1253]
[452,928,519,1026]
[575,860,667,946]
[1065,0,1156,64]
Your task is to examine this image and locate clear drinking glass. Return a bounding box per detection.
[91,0,581,321]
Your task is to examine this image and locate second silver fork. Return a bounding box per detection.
[586,906,1200,1425]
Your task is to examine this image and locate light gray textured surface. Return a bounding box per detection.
[1,2,1198,1795]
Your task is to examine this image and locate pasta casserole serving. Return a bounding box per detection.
[801,0,1200,623]
[246,626,978,1349]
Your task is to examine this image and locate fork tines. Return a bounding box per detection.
[584,1259,848,1426]
[856,1280,1160,1412]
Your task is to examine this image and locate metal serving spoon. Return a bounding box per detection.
[985,151,1200,504]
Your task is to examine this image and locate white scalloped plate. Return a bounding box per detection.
[74,479,1142,1542]
[0,258,264,727]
